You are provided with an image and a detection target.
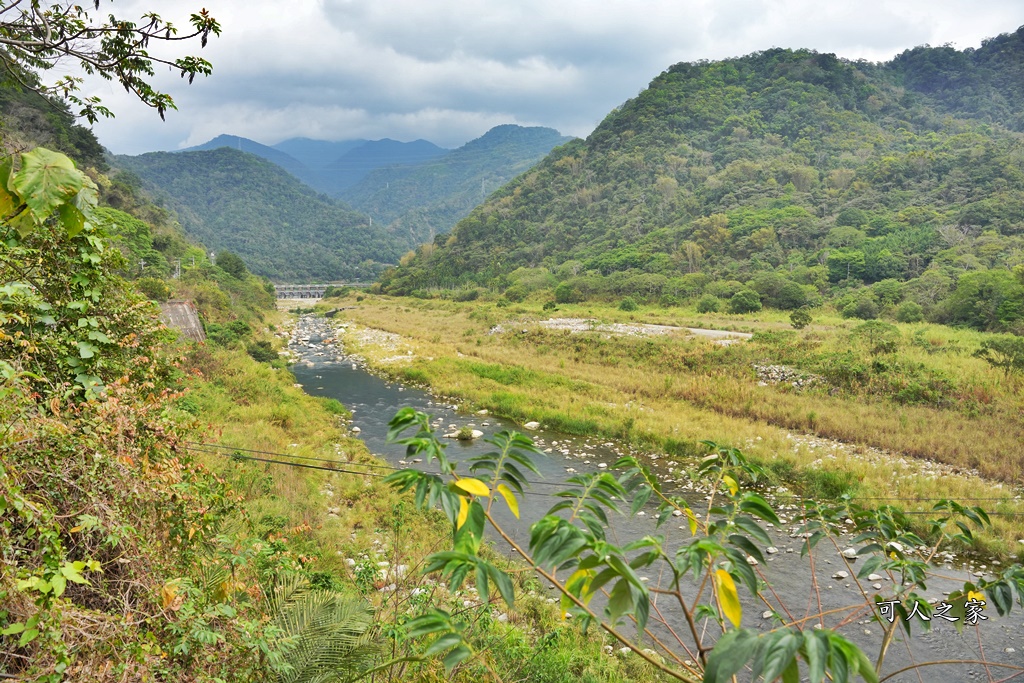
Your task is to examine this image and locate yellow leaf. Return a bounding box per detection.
[160,581,178,609]
[714,569,742,627]
[68,526,82,533]
[456,495,469,530]
[496,483,519,519]
[454,477,490,497]
[723,474,739,496]
[684,508,698,536]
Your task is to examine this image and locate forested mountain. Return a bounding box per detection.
[0,82,106,170]
[339,125,574,244]
[383,28,1024,333]
[272,136,367,170]
[116,148,402,281]
[182,134,309,179]
[323,138,448,194]
[180,135,447,196]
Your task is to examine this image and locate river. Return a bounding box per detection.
[285,314,1022,681]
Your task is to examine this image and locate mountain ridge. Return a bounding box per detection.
[115,147,401,282]
[381,30,1024,333]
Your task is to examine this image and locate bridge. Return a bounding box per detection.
[274,283,368,299]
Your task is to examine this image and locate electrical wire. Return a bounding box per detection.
[185,442,1024,515]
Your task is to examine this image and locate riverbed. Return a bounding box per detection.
[285,314,1022,681]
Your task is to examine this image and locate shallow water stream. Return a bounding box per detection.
[285,315,1021,681]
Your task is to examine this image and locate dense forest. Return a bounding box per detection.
[383,28,1024,334]
[115,148,402,281]
[340,125,574,245]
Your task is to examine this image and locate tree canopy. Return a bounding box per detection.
[0,1,220,121]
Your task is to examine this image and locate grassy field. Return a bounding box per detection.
[184,311,668,682]
[321,294,1024,560]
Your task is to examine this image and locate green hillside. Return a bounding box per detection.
[115,148,404,282]
[383,29,1024,333]
[340,124,574,244]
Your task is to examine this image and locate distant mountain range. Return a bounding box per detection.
[180,128,572,240]
[180,135,448,196]
[340,125,574,244]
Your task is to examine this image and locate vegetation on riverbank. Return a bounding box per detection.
[321,293,1024,559]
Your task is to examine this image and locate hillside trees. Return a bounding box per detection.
[381,35,1024,334]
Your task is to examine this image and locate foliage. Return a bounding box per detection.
[217,250,248,279]
[894,301,924,323]
[618,296,638,311]
[114,148,399,282]
[0,2,221,121]
[384,408,1024,682]
[696,294,719,313]
[976,335,1024,375]
[0,147,170,399]
[790,307,812,329]
[728,289,762,314]
[381,36,1024,334]
[267,574,378,683]
[340,125,574,244]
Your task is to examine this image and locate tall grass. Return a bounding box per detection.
[334,295,1024,559]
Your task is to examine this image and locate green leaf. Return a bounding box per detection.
[703,628,758,683]
[802,629,828,683]
[77,341,98,359]
[442,644,472,673]
[11,148,84,225]
[425,632,463,656]
[760,630,802,682]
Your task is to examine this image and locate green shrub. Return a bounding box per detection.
[842,297,878,320]
[618,296,638,312]
[728,289,762,314]
[504,284,527,303]
[895,301,924,323]
[542,300,557,311]
[790,308,812,329]
[852,320,900,354]
[696,294,719,313]
[453,288,480,302]
[554,282,583,304]
[976,335,1024,375]
[246,340,278,363]
[135,276,171,301]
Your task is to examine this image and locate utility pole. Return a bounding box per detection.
[481,179,485,199]
[174,258,181,279]
[139,258,146,273]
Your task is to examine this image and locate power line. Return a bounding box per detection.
[185,442,1024,514]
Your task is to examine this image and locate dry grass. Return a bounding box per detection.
[325,294,1024,558]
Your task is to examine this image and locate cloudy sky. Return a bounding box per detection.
[83,0,1024,155]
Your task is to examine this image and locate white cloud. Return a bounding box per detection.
[82,0,1024,154]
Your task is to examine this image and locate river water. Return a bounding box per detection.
[285,315,1021,681]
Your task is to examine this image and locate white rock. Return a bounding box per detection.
[868,573,883,581]
[746,556,759,566]
[872,583,883,590]
[762,610,773,619]
[350,426,361,433]
[524,421,541,430]
[842,548,858,559]
[766,547,779,554]
[832,571,849,580]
